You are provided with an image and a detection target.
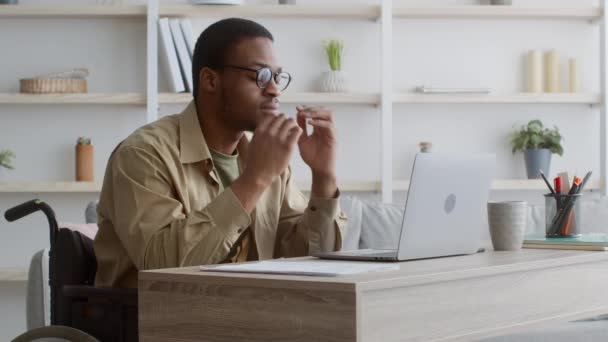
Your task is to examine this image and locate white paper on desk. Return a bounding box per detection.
[200,259,400,277]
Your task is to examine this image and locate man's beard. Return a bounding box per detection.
[219,87,257,132]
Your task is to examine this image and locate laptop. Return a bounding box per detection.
[313,152,495,262]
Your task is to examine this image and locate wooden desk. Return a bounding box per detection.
[139,248,608,341]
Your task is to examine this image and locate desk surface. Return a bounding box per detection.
[139,248,608,342]
[140,247,606,291]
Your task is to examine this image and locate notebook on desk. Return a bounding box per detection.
[200,260,400,277]
[523,233,608,251]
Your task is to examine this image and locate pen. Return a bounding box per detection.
[577,171,593,194]
[540,170,555,194]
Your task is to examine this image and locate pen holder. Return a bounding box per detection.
[544,193,582,238]
[75,143,94,182]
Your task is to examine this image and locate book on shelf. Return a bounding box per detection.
[179,19,195,60]
[169,18,194,92]
[523,233,608,251]
[158,18,185,93]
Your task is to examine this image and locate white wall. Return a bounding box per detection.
[0,0,602,339]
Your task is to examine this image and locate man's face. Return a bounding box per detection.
[216,37,283,132]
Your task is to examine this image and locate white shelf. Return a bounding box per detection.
[2,93,599,106]
[0,182,102,193]
[0,267,28,282]
[0,181,377,193]
[159,4,380,20]
[394,179,601,191]
[0,93,145,105]
[394,6,602,21]
[159,92,380,105]
[0,5,146,18]
[393,93,602,105]
[1,179,599,193]
[0,5,598,21]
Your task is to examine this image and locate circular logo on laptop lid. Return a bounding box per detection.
[444,194,457,214]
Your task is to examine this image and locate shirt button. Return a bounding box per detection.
[310,206,317,211]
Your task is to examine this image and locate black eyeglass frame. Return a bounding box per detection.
[221,65,292,91]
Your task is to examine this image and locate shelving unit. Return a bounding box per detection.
[1,1,606,203]
[0,93,145,105]
[393,6,602,21]
[158,92,380,105]
[0,4,146,18]
[0,179,600,194]
[0,267,28,282]
[159,4,380,20]
[1,92,598,106]
[0,182,101,193]
[393,93,602,105]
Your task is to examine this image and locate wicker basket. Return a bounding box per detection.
[20,78,87,94]
[19,68,89,94]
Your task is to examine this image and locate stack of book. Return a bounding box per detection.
[523,233,608,251]
[159,18,196,93]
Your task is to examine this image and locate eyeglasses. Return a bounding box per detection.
[221,65,292,92]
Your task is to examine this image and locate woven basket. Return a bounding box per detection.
[20,78,88,94]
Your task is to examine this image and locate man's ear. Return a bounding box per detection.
[200,67,219,92]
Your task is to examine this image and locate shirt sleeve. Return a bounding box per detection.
[274,168,348,258]
[109,145,251,270]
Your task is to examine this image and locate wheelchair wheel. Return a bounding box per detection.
[11,325,100,342]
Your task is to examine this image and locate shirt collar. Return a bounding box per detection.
[179,101,211,164]
[178,101,251,166]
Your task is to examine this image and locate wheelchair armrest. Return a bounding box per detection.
[63,285,138,305]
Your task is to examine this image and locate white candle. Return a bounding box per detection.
[526,50,543,93]
[545,50,560,92]
[569,58,580,93]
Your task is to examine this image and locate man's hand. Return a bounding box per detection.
[296,106,338,198]
[232,114,302,212]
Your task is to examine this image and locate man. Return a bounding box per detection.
[94,18,348,288]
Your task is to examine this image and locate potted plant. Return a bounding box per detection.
[0,149,15,174]
[319,39,348,92]
[509,120,563,179]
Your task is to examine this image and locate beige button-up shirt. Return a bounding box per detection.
[94,102,348,288]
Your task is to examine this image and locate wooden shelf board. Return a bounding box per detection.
[0,5,147,18]
[160,4,380,20]
[159,92,380,105]
[394,179,601,191]
[0,93,145,105]
[393,6,602,21]
[0,182,102,193]
[1,179,599,193]
[393,93,601,105]
[0,267,28,282]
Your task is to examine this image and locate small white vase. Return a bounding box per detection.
[319,71,349,93]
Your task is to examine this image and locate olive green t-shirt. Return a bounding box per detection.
[209,148,240,191]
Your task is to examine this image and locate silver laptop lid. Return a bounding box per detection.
[396,153,495,260]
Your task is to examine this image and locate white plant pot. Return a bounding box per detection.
[319,71,349,93]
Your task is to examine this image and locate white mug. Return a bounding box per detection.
[487,201,528,251]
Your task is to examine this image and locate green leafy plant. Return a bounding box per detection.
[509,120,564,156]
[0,149,15,170]
[323,39,343,71]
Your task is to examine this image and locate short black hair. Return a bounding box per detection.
[192,18,274,102]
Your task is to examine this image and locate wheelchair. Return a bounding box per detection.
[5,199,138,342]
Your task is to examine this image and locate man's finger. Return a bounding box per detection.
[256,114,276,132]
[286,125,303,146]
[278,117,298,142]
[297,107,333,122]
[308,119,334,130]
[267,113,287,135]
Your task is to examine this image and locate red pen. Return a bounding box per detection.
[554,177,562,194]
